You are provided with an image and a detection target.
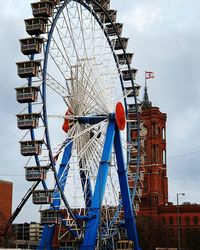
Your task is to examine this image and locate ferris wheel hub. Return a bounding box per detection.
[115,102,126,130]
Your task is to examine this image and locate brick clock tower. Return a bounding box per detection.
[138,87,168,216]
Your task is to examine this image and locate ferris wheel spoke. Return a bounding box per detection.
[62,119,108,153]
[48,29,109,114]
[76,123,107,163]
[63,3,114,113]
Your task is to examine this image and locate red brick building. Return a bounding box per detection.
[134,87,200,249]
[0,180,13,225]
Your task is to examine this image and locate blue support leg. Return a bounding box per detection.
[38,140,73,249]
[79,159,92,209]
[114,128,141,250]
[80,121,116,250]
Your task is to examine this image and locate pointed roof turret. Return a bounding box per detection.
[142,86,152,109]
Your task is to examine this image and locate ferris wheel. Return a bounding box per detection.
[15,0,143,249]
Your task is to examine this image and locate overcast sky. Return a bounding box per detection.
[0,0,200,222]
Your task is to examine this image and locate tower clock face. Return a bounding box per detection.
[140,126,148,137]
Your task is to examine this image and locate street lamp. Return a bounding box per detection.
[177,193,185,250]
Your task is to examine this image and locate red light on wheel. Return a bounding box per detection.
[116,102,126,130]
[62,107,74,133]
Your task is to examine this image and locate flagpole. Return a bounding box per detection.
[145,71,147,89]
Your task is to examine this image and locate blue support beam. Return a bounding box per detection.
[114,128,141,250]
[53,140,73,208]
[38,140,73,250]
[80,121,116,250]
[79,159,92,208]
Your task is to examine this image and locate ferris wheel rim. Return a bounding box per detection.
[21,0,142,241]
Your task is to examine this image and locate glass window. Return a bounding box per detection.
[152,144,158,162]
[161,217,166,224]
[162,128,165,140]
[178,216,182,225]
[152,121,156,135]
[194,216,198,225]
[162,150,166,164]
[169,217,173,225]
[185,216,190,225]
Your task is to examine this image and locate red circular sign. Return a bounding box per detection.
[116,102,126,130]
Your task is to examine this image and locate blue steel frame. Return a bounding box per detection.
[38,140,73,249]
[80,118,140,250]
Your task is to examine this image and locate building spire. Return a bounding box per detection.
[143,72,152,108]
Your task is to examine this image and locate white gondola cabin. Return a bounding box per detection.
[129,121,144,133]
[112,37,129,50]
[122,68,138,81]
[41,0,60,5]
[20,140,43,156]
[16,86,39,103]
[106,23,123,36]
[25,17,47,35]
[127,104,142,114]
[16,60,41,78]
[117,240,133,250]
[136,187,143,198]
[134,202,140,212]
[130,171,144,182]
[25,166,49,181]
[100,10,117,23]
[130,156,137,165]
[90,0,110,12]
[131,139,144,148]
[20,37,43,55]
[32,190,54,204]
[117,53,133,65]
[40,210,61,224]
[17,113,41,130]
[124,85,141,97]
[31,1,54,17]
[130,155,144,166]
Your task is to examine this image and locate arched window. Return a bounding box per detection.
[162,150,166,164]
[185,216,190,225]
[162,128,166,140]
[152,121,156,135]
[152,121,160,135]
[161,217,166,224]
[169,216,174,225]
[152,144,158,162]
[178,216,182,225]
[194,216,198,225]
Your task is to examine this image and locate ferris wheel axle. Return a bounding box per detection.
[78,114,113,125]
